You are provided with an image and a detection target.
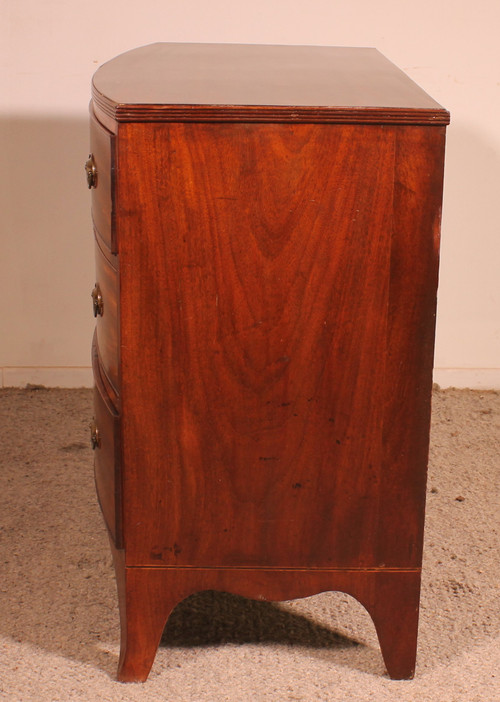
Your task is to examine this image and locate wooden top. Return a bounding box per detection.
[92,43,449,125]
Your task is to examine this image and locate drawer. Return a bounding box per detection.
[88,110,116,252]
[93,237,119,393]
[92,336,122,547]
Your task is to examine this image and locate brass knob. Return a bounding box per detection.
[85,154,97,189]
[91,284,103,317]
[90,420,101,450]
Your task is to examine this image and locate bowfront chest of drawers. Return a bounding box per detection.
[87,43,449,682]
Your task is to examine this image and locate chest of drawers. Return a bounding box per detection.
[87,43,448,682]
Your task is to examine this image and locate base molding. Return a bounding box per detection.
[1,366,93,388]
[433,367,500,390]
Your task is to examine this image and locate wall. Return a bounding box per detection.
[1,0,499,388]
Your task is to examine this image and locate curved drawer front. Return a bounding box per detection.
[94,238,119,393]
[89,110,116,252]
[92,339,122,547]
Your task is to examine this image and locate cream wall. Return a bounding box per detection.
[2,0,499,388]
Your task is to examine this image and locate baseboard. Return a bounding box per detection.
[1,366,499,390]
[433,368,500,390]
[1,367,93,388]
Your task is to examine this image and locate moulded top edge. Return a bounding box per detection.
[91,43,449,122]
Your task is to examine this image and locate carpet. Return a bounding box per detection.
[0,387,498,701]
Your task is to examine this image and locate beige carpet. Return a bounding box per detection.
[0,387,498,701]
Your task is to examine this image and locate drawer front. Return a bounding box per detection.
[94,238,119,393]
[89,111,116,252]
[92,338,122,547]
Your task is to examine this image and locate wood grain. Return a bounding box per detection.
[118,122,395,569]
[378,126,446,567]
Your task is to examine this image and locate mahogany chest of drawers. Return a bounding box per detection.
[87,43,448,682]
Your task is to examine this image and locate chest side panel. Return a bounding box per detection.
[119,122,396,568]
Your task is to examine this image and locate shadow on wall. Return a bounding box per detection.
[0,116,95,373]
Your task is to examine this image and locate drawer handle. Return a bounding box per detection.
[90,419,101,450]
[85,154,97,189]
[91,284,104,317]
